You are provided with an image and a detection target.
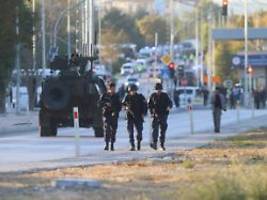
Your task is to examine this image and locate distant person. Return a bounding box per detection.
[173,89,180,108]
[260,87,267,108]
[202,84,209,106]
[148,83,172,151]
[229,88,236,109]
[99,82,122,151]
[70,53,79,66]
[118,84,126,101]
[211,86,226,133]
[122,84,147,151]
[254,89,261,109]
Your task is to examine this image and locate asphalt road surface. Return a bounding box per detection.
[1,109,267,173]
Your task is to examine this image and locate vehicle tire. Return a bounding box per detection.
[42,82,70,111]
[40,112,57,137]
[93,127,104,138]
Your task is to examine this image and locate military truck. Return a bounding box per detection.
[39,55,106,137]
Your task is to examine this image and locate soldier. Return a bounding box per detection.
[99,82,122,151]
[211,86,226,133]
[122,84,147,151]
[148,83,172,151]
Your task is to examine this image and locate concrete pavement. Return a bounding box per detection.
[0,109,267,173]
[0,112,38,136]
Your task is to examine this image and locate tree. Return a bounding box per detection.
[102,8,145,48]
[101,28,129,73]
[137,15,168,45]
[215,41,243,81]
[0,0,32,113]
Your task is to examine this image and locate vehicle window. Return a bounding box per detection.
[128,78,137,82]
[178,89,193,94]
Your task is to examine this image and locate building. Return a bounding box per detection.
[232,51,267,89]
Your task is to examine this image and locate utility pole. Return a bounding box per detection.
[84,0,88,56]
[80,1,85,55]
[195,6,200,87]
[200,7,204,86]
[88,0,95,57]
[87,0,96,72]
[76,0,80,54]
[212,16,216,80]
[32,0,36,71]
[207,16,213,91]
[41,0,46,76]
[244,0,249,106]
[67,0,71,61]
[154,32,158,79]
[32,0,37,110]
[15,6,21,114]
[170,0,174,60]
[98,6,102,63]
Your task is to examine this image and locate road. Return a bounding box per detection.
[1,108,267,173]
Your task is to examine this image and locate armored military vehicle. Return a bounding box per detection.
[39,55,106,137]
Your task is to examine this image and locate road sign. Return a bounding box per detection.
[224,80,233,88]
[73,107,80,157]
[161,55,171,65]
[161,68,169,79]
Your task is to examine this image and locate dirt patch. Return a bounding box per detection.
[1,129,267,200]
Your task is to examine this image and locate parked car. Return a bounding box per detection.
[125,76,140,88]
[147,66,161,78]
[135,59,147,72]
[175,87,200,107]
[121,63,135,75]
[11,86,29,111]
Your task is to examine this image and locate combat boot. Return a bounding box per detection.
[137,141,141,151]
[110,143,115,151]
[150,142,157,150]
[160,143,166,151]
[104,142,109,151]
[130,142,135,151]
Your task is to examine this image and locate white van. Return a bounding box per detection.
[121,63,134,75]
[176,87,200,107]
[11,86,29,111]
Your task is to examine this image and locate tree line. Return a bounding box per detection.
[1,0,267,113]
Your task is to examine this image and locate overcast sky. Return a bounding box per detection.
[212,0,267,14]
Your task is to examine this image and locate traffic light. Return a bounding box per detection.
[222,0,228,16]
[168,62,176,79]
[247,65,253,74]
[178,65,185,78]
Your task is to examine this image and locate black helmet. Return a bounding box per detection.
[155,83,163,90]
[128,84,138,92]
[109,82,116,88]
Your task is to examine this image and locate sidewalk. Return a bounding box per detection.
[0,112,38,135]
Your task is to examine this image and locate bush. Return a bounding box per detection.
[180,166,267,200]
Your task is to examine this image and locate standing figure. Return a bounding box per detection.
[260,87,267,108]
[202,84,209,106]
[254,89,261,109]
[122,84,147,151]
[211,86,226,133]
[99,82,122,151]
[148,83,172,151]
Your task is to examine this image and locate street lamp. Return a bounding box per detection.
[67,0,71,61]
[41,0,46,76]
[244,0,249,106]
[170,0,174,61]
[15,6,21,114]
